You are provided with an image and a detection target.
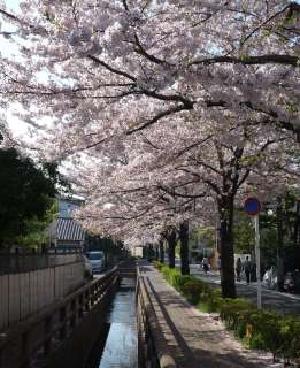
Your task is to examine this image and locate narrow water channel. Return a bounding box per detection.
[91,277,138,368]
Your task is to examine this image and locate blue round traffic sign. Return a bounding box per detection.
[244,197,261,216]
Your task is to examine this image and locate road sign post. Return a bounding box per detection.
[254,214,262,308]
[244,198,262,309]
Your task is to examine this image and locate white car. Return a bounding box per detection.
[86,251,104,274]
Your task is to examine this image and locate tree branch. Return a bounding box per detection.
[192,54,299,66]
[88,54,136,81]
[125,104,192,135]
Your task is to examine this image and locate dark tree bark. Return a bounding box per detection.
[155,244,159,261]
[277,198,285,291]
[179,221,190,275]
[218,196,236,298]
[293,200,300,270]
[147,244,155,261]
[167,228,176,268]
[293,200,300,246]
[144,245,149,260]
[159,238,164,263]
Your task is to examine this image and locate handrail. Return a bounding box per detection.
[137,271,177,368]
[0,267,119,368]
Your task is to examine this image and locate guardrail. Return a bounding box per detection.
[136,269,177,368]
[0,267,119,368]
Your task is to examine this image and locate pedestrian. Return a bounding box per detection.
[244,256,251,284]
[251,262,256,282]
[202,257,209,274]
[236,258,242,282]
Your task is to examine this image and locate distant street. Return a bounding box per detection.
[190,265,300,315]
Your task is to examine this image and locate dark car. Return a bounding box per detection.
[283,270,300,293]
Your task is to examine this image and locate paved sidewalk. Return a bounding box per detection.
[139,262,281,368]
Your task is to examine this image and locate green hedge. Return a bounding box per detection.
[153,262,300,361]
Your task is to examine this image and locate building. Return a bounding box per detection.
[130,246,144,258]
[48,196,86,249]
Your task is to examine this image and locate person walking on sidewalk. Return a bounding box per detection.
[244,256,251,284]
[202,257,209,274]
[251,262,256,282]
[236,258,242,282]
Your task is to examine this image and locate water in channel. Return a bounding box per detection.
[93,277,138,368]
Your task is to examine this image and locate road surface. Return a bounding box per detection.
[190,266,300,315]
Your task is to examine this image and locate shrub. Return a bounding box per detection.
[206,289,223,313]
[176,275,195,292]
[161,265,179,286]
[153,261,163,270]
[278,317,300,361]
[181,280,203,305]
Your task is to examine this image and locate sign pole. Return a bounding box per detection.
[254,214,262,309]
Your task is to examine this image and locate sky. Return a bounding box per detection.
[6,0,20,11]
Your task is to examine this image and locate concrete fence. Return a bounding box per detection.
[137,271,177,368]
[0,261,85,331]
[0,253,83,275]
[0,268,119,368]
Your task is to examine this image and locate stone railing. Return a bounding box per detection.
[136,269,177,368]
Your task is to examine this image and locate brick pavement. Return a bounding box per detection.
[139,261,280,368]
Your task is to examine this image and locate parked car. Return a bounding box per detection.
[283,270,300,293]
[86,251,104,274]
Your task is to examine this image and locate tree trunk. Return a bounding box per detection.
[179,221,190,275]
[148,244,154,261]
[293,200,300,269]
[155,245,159,261]
[277,198,285,291]
[219,196,236,298]
[159,239,164,263]
[167,229,176,268]
[293,200,300,246]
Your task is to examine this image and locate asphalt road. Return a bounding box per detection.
[191,266,300,315]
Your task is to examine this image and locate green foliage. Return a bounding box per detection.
[156,264,300,360]
[233,211,254,253]
[219,298,300,360]
[153,260,163,270]
[190,227,215,250]
[181,280,204,304]
[0,148,57,247]
[15,199,58,248]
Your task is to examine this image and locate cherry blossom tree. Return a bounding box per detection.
[67,109,298,296]
[0,0,299,154]
[1,1,300,297]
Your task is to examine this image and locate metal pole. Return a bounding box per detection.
[254,215,262,309]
